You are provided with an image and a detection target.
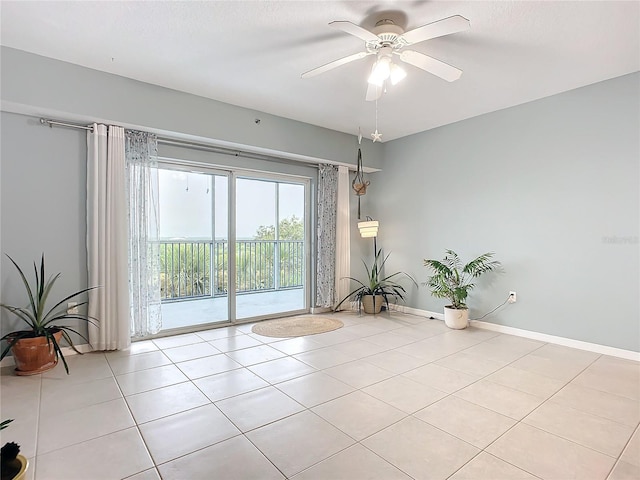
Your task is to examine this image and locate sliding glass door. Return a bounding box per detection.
[156,165,308,331]
[235,177,307,320]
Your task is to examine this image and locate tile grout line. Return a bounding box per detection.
[33,369,44,479]
[604,422,640,480]
[104,350,159,479]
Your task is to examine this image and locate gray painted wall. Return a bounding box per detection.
[1,112,88,343]
[374,73,639,351]
[1,47,382,169]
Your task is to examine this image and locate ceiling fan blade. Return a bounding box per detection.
[399,50,463,82]
[329,21,379,42]
[365,83,383,102]
[400,15,470,45]
[301,51,370,79]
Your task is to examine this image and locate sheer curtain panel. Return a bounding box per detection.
[316,164,338,308]
[334,166,351,308]
[126,130,162,338]
[86,124,130,350]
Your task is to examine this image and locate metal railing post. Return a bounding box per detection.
[209,240,215,299]
[274,240,281,290]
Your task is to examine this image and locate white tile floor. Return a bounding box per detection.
[1,311,639,480]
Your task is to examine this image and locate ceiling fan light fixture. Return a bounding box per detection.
[367,64,384,86]
[368,56,391,85]
[389,63,407,85]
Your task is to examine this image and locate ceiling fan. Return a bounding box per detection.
[302,15,470,101]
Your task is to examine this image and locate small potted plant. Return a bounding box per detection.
[423,250,501,329]
[1,419,28,480]
[336,249,416,314]
[0,254,98,375]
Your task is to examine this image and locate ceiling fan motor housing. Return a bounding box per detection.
[366,19,407,53]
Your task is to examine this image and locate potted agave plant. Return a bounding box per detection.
[423,250,501,329]
[0,254,97,375]
[336,249,416,314]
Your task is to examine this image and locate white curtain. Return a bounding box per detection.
[316,164,338,307]
[126,131,162,338]
[334,166,351,308]
[86,124,130,351]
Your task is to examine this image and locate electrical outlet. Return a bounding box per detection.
[508,291,517,303]
[67,302,79,314]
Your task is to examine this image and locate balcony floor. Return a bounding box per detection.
[160,288,306,331]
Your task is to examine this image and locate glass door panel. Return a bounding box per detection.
[235,178,307,320]
[157,168,229,331]
[278,182,305,291]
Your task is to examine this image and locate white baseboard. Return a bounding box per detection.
[0,343,92,368]
[393,305,444,321]
[469,320,640,362]
[392,306,640,362]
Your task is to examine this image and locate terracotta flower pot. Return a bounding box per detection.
[9,330,63,376]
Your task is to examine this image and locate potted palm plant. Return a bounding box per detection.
[0,254,98,375]
[336,250,416,314]
[423,250,501,329]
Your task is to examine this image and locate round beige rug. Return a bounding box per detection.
[251,315,343,338]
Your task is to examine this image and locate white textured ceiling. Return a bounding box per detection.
[1,1,638,141]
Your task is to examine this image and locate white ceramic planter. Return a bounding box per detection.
[444,306,469,329]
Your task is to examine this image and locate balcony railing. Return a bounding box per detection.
[159,240,304,302]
